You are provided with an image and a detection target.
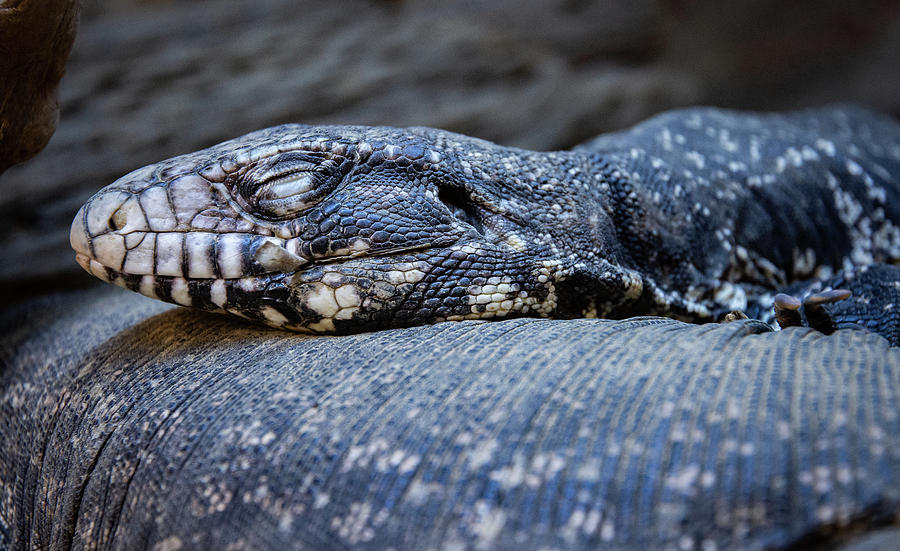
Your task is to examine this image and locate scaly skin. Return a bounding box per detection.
[70,106,900,341]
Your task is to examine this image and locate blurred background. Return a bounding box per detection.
[1,0,899,306]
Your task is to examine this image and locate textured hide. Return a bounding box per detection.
[1,288,898,549]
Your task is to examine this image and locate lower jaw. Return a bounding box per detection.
[73,254,556,334]
[73,253,310,329]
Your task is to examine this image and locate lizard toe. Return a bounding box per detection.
[801,289,851,335]
[773,293,802,329]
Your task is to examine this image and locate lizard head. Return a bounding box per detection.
[71,124,632,332]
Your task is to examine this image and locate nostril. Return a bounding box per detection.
[438,187,484,235]
[93,194,149,235]
[108,207,128,231]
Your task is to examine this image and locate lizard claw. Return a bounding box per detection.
[721,310,749,323]
[802,289,851,335]
[773,293,802,328]
[774,289,851,334]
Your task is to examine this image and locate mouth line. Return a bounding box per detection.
[312,240,452,265]
[75,237,453,283]
[75,253,286,283]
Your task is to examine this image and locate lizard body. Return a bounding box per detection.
[70,106,900,341]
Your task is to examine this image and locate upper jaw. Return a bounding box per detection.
[70,189,304,281]
[69,177,462,283]
[70,165,467,284]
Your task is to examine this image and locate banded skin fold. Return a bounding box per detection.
[71,106,900,342]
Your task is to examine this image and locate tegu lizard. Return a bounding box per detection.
[70,106,900,343]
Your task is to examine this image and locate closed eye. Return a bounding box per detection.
[253,170,322,217]
[237,152,339,220]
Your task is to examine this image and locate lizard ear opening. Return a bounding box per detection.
[438,187,485,236]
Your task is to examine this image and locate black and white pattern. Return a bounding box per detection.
[71,106,900,342]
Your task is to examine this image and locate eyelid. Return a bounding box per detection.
[257,158,318,182]
[231,152,346,220]
[255,171,317,200]
[253,173,323,218]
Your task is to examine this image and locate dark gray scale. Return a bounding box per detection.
[573,106,900,335]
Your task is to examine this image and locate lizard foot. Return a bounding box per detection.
[774,289,851,335]
[772,264,900,346]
